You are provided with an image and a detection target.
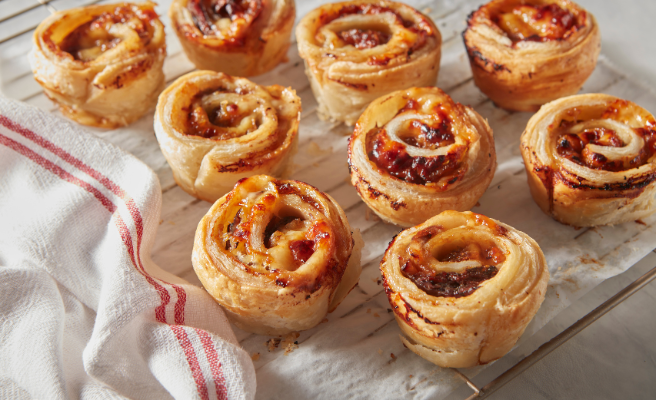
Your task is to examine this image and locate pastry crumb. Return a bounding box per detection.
[377,349,383,355]
[373,312,380,318]
[265,338,281,352]
[281,332,300,355]
[366,308,371,314]
[307,141,332,156]
[251,353,260,361]
[422,7,432,13]
[284,342,299,355]
[388,353,397,364]
[321,318,329,324]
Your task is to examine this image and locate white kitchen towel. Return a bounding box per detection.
[0,97,255,400]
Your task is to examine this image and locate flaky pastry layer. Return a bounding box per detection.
[169,0,295,76]
[463,0,600,112]
[380,211,549,368]
[30,2,166,128]
[154,71,300,202]
[520,93,656,227]
[296,0,441,125]
[348,87,496,227]
[192,175,362,335]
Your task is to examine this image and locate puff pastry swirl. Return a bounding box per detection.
[192,175,363,335]
[348,87,496,227]
[381,211,549,368]
[520,94,656,227]
[154,71,300,202]
[463,0,600,112]
[169,0,295,76]
[296,0,441,125]
[30,2,166,128]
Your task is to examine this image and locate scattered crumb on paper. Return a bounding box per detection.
[266,338,281,352]
[251,353,260,361]
[282,332,300,355]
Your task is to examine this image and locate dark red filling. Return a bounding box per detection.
[401,243,505,298]
[556,126,653,171]
[289,240,316,266]
[188,0,262,36]
[187,100,244,139]
[402,261,499,298]
[369,132,464,185]
[339,28,390,49]
[402,120,455,149]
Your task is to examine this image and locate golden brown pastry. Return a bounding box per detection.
[296,0,441,125]
[520,94,656,227]
[154,71,300,202]
[169,0,295,76]
[348,87,496,227]
[192,175,363,335]
[29,2,166,128]
[381,210,549,368]
[463,0,600,112]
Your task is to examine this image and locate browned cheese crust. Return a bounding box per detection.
[192,175,363,335]
[154,71,301,202]
[30,2,166,128]
[296,0,441,125]
[348,87,496,227]
[520,93,656,227]
[380,210,549,368]
[169,0,295,76]
[463,0,600,112]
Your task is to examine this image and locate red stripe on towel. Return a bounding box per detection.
[196,328,229,400]
[171,326,210,400]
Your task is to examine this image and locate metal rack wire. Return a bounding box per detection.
[2,1,655,398]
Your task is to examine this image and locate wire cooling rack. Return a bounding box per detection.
[2,0,656,398]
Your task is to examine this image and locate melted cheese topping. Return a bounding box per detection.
[494,3,580,43]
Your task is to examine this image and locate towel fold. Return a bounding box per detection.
[0,97,255,400]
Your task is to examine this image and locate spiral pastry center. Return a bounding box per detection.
[314,4,432,64]
[367,104,471,186]
[338,28,390,49]
[399,222,507,298]
[57,6,158,62]
[188,0,262,38]
[552,105,656,172]
[217,181,333,275]
[493,3,582,43]
[186,89,273,140]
